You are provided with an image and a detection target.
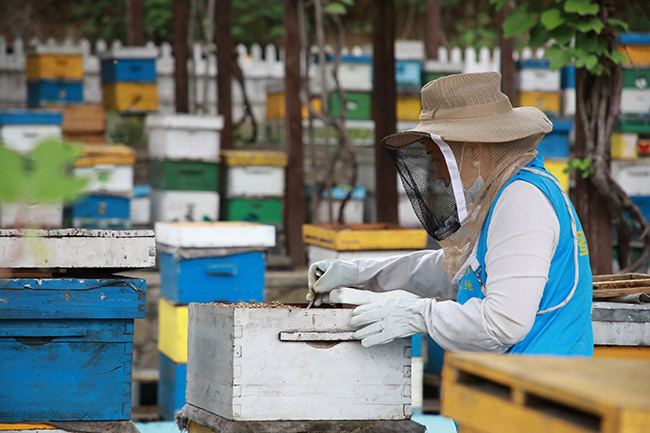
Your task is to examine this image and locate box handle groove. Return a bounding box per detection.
[1,326,88,338]
[206,264,238,276]
[279,331,357,342]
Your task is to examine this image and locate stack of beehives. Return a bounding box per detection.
[154,221,276,420]
[100,47,158,113]
[145,114,223,223]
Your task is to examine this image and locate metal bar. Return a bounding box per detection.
[174,0,190,113]
[215,0,233,149]
[283,0,306,268]
[372,0,398,225]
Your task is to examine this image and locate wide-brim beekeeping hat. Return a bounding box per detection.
[382,71,553,148]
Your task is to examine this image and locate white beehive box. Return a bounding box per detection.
[224,165,285,197]
[150,189,219,223]
[155,221,276,249]
[0,202,63,228]
[518,68,561,92]
[145,114,223,162]
[620,89,650,114]
[74,164,134,196]
[561,88,576,116]
[1,125,63,155]
[187,303,412,421]
[307,244,417,264]
[611,159,650,196]
[0,228,155,268]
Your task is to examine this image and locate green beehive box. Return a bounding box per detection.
[329,91,372,120]
[616,115,650,134]
[220,197,283,226]
[149,160,219,191]
[622,67,650,89]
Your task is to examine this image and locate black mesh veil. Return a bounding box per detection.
[384,139,462,241]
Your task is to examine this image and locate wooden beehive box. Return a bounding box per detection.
[187,303,412,421]
[302,223,428,251]
[442,352,650,433]
[0,228,155,269]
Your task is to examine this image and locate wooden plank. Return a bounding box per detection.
[442,352,650,433]
[593,273,650,298]
[594,346,650,360]
[0,229,155,269]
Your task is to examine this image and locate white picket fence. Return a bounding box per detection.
[0,36,547,119]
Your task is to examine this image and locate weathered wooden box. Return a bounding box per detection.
[0,277,146,421]
[187,303,412,421]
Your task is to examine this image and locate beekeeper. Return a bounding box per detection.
[306,72,593,356]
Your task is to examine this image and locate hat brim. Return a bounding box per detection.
[382,106,553,148]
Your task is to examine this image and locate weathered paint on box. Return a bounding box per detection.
[0,228,155,269]
[222,165,284,198]
[158,352,187,421]
[155,221,276,249]
[146,114,223,162]
[592,302,650,346]
[150,189,219,223]
[159,250,266,305]
[186,304,412,421]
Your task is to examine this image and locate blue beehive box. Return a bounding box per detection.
[158,352,186,421]
[537,118,573,159]
[159,250,266,304]
[27,80,84,107]
[100,58,157,83]
[0,109,63,125]
[66,194,131,228]
[561,66,576,89]
[0,277,146,421]
[396,59,422,89]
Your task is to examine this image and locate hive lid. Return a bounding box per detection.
[220,150,288,167]
[145,113,224,130]
[73,144,136,167]
[155,221,276,249]
[0,109,63,126]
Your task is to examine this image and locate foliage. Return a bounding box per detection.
[0,140,87,205]
[490,0,628,75]
[564,157,595,179]
[106,113,146,148]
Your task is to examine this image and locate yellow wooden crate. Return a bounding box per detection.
[619,45,650,67]
[73,144,136,167]
[265,91,321,120]
[519,91,561,115]
[158,297,188,364]
[26,54,84,80]
[396,94,422,122]
[302,223,428,251]
[220,149,288,167]
[442,352,650,433]
[0,424,55,431]
[544,159,570,191]
[102,82,158,112]
[594,346,650,361]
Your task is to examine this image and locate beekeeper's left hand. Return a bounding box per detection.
[350,297,431,348]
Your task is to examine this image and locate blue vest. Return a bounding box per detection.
[457,155,593,356]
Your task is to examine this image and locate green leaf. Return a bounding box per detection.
[584,54,599,69]
[338,0,354,5]
[502,6,537,38]
[574,17,604,34]
[0,147,26,202]
[541,9,565,30]
[548,25,575,46]
[529,23,550,48]
[607,50,628,64]
[564,0,599,16]
[608,18,629,33]
[546,45,573,70]
[324,2,347,14]
[489,0,511,11]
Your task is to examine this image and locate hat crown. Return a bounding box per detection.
[421,71,510,111]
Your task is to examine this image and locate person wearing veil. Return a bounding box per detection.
[306,72,593,356]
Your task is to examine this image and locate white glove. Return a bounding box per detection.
[350,297,430,348]
[306,259,358,306]
[320,288,420,306]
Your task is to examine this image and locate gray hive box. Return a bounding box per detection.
[0,228,156,269]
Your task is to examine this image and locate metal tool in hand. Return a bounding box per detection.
[307,268,324,309]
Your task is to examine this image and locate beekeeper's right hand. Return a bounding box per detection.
[306,259,358,306]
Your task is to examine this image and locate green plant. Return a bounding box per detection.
[564,157,594,179]
[0,139,87,205]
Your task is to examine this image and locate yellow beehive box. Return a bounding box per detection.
[265,91,321,120]
[519,91,561,115]
[619,45,650,67]
[302,223,428,251]
[220,149,288,167]
[397,94,422,122]
[594,346,650,361]
[442,351,650,433]
[544,159,570,191]
[102,82,158,112]
[158,297,188,364]
[26,54,84,81]
[611,132,639,159]
[73,144,136,167]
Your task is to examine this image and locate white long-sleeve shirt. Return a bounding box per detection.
[351,180,560,352]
